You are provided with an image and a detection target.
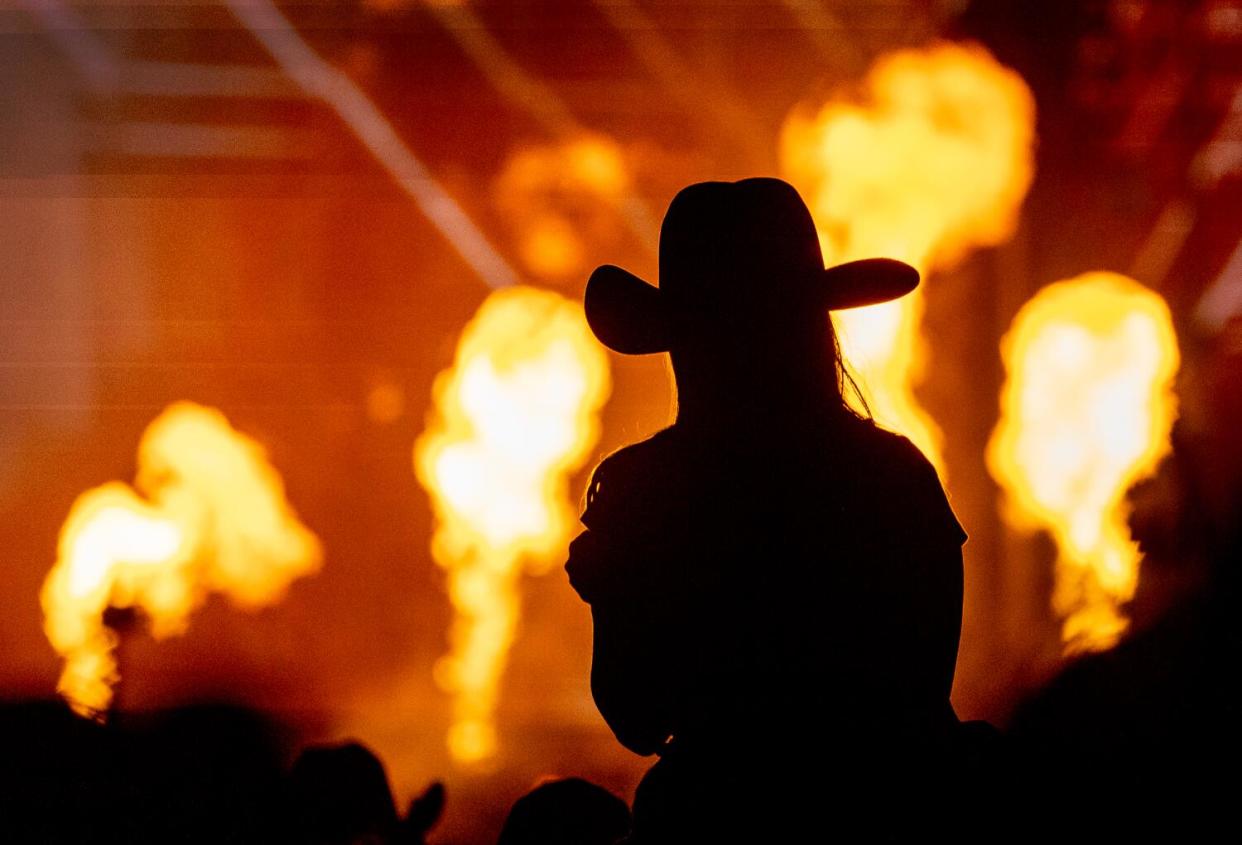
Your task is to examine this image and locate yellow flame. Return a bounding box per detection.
[41,402,323,717]
[495,134,631,281]
[987,273,1180,653]
[781,42,1036,469]
[415,286,610,763]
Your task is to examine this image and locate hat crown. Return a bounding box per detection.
[658,178,825,312]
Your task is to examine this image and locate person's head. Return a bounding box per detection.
[286,741,398,845]
[497,777,630,845]
[583,178,917,427]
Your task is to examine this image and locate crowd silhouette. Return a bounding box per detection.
[4,179,1239,843]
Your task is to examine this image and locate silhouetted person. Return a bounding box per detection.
[286,742,393,844]
[567,178,967,842]
[497,777,631,845]
[287,741,444,845]
[1,701,293,844]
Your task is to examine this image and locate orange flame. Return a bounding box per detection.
[781,42,1036,469]
[495,134,631,281]
[415,287,610,763]
[987,273,1180,653]
[41,402,323,717]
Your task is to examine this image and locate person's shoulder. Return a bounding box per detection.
[591,427,676,476]
[581,428,679,528]
[846,417,936,478]
[847,419,967,545]
[587,427,676,488]
[568,430,678,601]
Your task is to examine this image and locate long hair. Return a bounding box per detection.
[664,308,873,426]
[830,314,873,421]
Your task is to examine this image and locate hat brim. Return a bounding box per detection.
[584,265,671,355]
[584,258,919,355]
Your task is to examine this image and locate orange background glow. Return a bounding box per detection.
[2,3,1235,841]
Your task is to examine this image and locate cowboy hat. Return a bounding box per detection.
[584,177,919,355]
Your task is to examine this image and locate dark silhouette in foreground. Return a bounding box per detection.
[0,702,288,844]
[0,703,445,844]
[568,178,971,841]
[1009,332,1242,841]
[497,777,630,845]
[287,741,444,845]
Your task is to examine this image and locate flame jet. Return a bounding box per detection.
[416,287,610,764]
[988,273,1180,653]
[41,402,323,717]
[495,134,632,281]
[781,42,1036,471]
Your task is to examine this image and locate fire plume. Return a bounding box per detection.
[987,273,1179,653]
[495,134,631,281]
[41,402,323,717]
[416,287,610,764]
[781,42,1036,469]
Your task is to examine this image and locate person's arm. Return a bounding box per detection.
[909,454,966,707]
[566,528,674,756]
[589,596,674,756]
[925,538,964,705]
[882,436,966,710]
